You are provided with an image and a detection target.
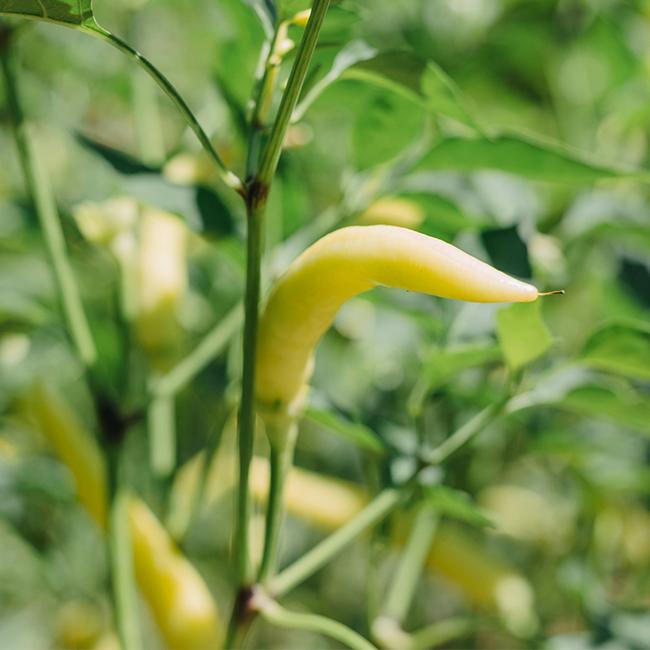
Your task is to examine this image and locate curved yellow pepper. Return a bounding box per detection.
[256,225,538,410]
[23,382,221,650]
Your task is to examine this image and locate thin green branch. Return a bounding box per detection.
[234,206,264,585]
[422,399,506,465]
[381,503,438,625]
[86,26,244,196]
[1,43,96,367]
[255,591,378,650]
[270,488,402,598]
[409,618,473,650]
[148,394,175,477]
[255,0,332,190]
[258,418,298,584]
[149,303,243,398]
[107,446,142,650]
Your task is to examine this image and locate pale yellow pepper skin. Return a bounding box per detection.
[257,225,538,409]
[24,382,221,650]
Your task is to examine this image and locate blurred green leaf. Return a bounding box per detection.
[561,384,650,438]
[481,225,532,279]
[352,87,425,169]
[424,485,494,528]
[407,192,489,239]
[416,133,637,183]
[294,41,377,121]
[0,0,97,28]
[581,322,650,382]
[304,406,386,454]
[409,343,501,415]
[345,51,480,130]
[497,301,552,371]
[76,134,157,175]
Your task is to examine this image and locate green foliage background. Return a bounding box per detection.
[1,0,649,648]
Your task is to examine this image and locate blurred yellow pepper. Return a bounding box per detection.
[23,382,221,650]
[135,207,188,360]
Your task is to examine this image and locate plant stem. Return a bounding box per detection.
[149,303,243,398]
[255,591,378,650]
[87,26,244,196]
[232,0,332,595]
[107,444,142,650]
[381,503,438,624]
[234,203,264,586]
[258,418,298,584]
[270,488,402,598]
[148,394,175,477]
[422,399,506,465]
[408,618,473,650]
[0,47,97,368]
[2,36,141,650]
[255,0,332,190]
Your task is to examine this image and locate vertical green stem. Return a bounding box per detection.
[107,444,142,650]
[232,0,332,591]
[1,45,97,368]
[382,503,438,624]
[234,203,264,585]
[258,418,298,584]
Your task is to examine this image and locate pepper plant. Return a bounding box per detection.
[1,1,649,649]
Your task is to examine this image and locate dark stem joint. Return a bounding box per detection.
[246,178,270,214]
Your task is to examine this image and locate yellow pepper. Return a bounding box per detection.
[135,207,188,361]
[22,382,221,650]
[256,225,539,412]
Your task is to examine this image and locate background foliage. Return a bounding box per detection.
[1,0,649,648]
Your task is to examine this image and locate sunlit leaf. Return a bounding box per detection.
[345,51,480,131]
[581,321,650,381]
[561,384,650,438]
[497,301,553,371]
[416,133,637,183]
[0,0,97,28]
[352,87,425,169]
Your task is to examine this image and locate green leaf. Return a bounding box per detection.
[424,485,494,528]
[481,225,532,279]
[0,0,97,28]
[581,321,650,382]
[416,133,637,184]
[561,384,650,438]
[497,301,553,371]
[351,87,425,170]
[345,51,480,131]
[304,406,387,455]
[293,41,378,121]
[409,343,501,415]
[404,192,489,239]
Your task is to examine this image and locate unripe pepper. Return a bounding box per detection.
[23,382,221,650]
[256,225,539,412]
